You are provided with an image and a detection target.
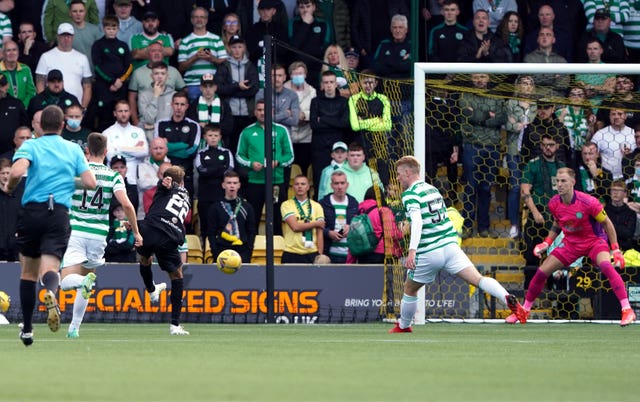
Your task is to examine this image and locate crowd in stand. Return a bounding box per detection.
[2,0,640,264]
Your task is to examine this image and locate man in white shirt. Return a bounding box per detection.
[102,99,148,185]
[591,106,636,179]
[35,23,92,111]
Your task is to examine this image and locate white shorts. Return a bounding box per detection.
[61,235,107,270]
[409,242,472,284]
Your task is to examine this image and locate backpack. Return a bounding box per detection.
[347,206,381,256]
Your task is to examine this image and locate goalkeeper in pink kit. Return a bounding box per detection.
[507,167,636,326]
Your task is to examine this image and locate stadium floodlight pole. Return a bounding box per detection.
[264,34,275,323]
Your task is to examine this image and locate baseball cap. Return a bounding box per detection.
[114,0,132,5]
[110,155,127,166]
[57,23,74,35]
[200,73,215,85]
[594,8,610,19]
[142,11,159,20]
[258,0,278,9]
[332,141,348,152]
[345,47,359,58]
[228,35,245,46]
[47,69,63,82]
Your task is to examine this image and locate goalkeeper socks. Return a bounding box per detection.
[170,278,184,326]
[20,279,36,333]
[524,269,549,309]
[70,290,89,330]
[41,271,60,293]
[599,261,631,310]
[139,263,154,292]
[60,274,84,290]
[399,293,418,329]
[478,277,509,302]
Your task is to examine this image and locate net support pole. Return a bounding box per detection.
[264,34,275,324]
[412,63,426,324]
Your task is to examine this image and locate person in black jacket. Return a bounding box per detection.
[244,0,289,66]
[214,35,259,155]
[319,170,359,263]
[0,158,24,261]
[605,180,638,252]
[310,70,351,192]
[520,101,571,165]
[0,79,30,155]
[26,69,79,121]
[457,9,512,63]
[194,124,234,239]
[207,170,255,262]
[574,142,613,205]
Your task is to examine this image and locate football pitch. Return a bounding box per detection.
[1,323,639,402]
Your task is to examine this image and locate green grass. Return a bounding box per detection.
[1,323,639,402]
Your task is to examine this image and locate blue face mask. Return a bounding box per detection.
[635,167,640,177]
[291,75,305,86]
[67,119,81,130]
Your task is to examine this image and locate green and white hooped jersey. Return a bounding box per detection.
[69,163,125,240]
[401,181,457,255]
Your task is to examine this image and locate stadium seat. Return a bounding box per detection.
[251,235,284,264]
[204,237,213,264]
[186,235,203,264]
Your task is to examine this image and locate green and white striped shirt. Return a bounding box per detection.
[402,181,457,255]
[177,32,227,86]
[70,163,125,240]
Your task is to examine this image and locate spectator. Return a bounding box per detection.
[428,0,468,63]
[345,47,360,73]
[214,34,259,155]
[457,73,506,237]
[321,44,353,97]
[61,103,90,150]
[372,14,411,80]
[605,180,637,252]
[129,10,174,71]
[257,64,300,133]
[584,0,630,37]
[112,0,142,46]
[574,38,616,105]
[207,170,256,263]
[138,61,176,140]
[235,99,294,235]
[350,186,402,264]
[178,7,228,101]
[621,125,640,180]
[136,137,170,215]
[623,3,640,63]
[42,0,99,45]
[348,70,391,148]
[457,9,512,63]
[472,0,517,33]
[288,0,330,88]
[219,12,242,53]
[319,169,359,263]
[0,157,23,261]
[68,0,102,71]
[17,22,48,80]
[237,0,289,36]
[504,75,538,238]
[194,1,238,35]
[186,73,232,136]
[195,124,234,238]
[574,141,613,204]
[155,91,201,199]
[316,141,348,200]
[314,0,350,48]
[521,133,566,266]
[284,61,316,176]
[91,15,133,131]
[35,23,92,112]
[341,142,383,202]
[0,40,36,108]
[27,69,80,120]
[591,106,635,179]
[0,126,31,161]
[0,75,29,155]
[520,100,571,165]
[310,71,351,192]
[128,41,185,127]
[109,154,139,214]
[281,174,325,263]
[597,75,640,130]
[576,8,626,63]
[523,4,574,62]
[523,27,570,97]
[104,204,137,263]
[103,100,148,186]
[556,86,596,165]
[151,0,194,42]
[496,11,524,62]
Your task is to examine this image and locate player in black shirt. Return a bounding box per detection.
[137,165,191,335]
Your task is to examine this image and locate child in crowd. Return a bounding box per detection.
[316,141,348,199]
[105,204,136,262]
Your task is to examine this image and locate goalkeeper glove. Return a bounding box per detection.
[533,237,553,258]
[221,232,243,246]
[611,243,625,270]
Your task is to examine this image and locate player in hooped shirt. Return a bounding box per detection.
[506,167,636,326]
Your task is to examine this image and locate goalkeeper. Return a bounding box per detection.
[506,167,636,326]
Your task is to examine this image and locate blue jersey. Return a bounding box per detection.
[13,134,89,208]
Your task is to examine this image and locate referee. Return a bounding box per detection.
[3,105,96,346]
